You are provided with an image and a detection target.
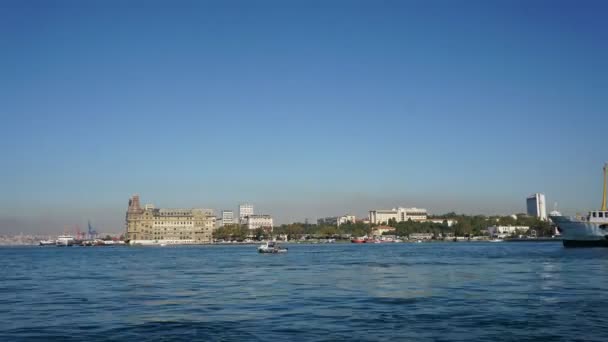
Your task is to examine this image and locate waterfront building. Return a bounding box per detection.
[410,233,434,240]
[371,225,396,236]
[369,210,398,225]
[239,203,254,223]
[125,195,216,244]
[527,193,547,221]
[246,215,273,230]
[318,215,357,226]
[369,207,428,224]
[222,210,234,226]
[487,225,530,238]
[337,215,356,226]
[423,219,457,227]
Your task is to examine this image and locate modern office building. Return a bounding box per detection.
[369,207,428,224]
[526,193,547,221]
[125,195,216,244]
[246,215,274,230]
[222,210,234,226]
[239,204,254,222]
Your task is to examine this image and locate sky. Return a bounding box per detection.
[1,0,607,233]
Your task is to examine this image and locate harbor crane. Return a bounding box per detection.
[88,220,98,239]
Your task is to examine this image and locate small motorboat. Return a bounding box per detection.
[258,241,288,253]
[351,236,367,243]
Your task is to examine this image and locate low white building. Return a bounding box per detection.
[369,210,398,224]
[423,219,457,227]
[318,215,356,226]
[337,215,356,226]
[369,207,428,224]
[487,225,530,238]
[410,233,434,240]
[371,225,396,236]
[247,215,273,230]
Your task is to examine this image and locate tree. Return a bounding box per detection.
[253,228,265,241]
[212,224,249,241]
[454,219,472,236]
[319,225,338,238]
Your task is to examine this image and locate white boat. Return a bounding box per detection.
[39,240,55,246]
[56,235,75,247]
[490,239,503,242]
[551,163,608,247]
[258,241,288,253]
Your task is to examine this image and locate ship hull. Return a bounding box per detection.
[551,215,608,247]
[563,239,608,248]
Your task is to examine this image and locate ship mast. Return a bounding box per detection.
[602,163,607,211]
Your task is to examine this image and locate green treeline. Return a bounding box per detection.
[212,214,553,241]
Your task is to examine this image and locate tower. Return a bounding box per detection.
[601,163,607,211]
[128,194,143,213]
[526,193,547,221]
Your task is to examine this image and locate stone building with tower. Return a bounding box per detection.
[125,194,216,244]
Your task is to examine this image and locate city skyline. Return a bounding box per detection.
[1,1,607,233]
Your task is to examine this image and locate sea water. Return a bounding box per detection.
[1,242,608,341]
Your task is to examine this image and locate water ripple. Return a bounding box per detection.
[1,243,608,341]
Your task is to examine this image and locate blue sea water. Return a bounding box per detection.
[1,242,608,341]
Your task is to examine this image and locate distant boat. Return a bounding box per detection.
[490,238,503,242]
[39,240,55,246]
[56,235,75,247]
[258,241,288,253]
[351,238,366,243]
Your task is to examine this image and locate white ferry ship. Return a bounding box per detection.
[550,163,608,247]
[56,235,75,247]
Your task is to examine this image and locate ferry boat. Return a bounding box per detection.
[551,163,608,247]
[56,235,75,247]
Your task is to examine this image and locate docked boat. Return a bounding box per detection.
[551,163,608,247]
[39,240,55,246]
[258,241,288,253]
[56,235,75,247]
[351,238,366,243]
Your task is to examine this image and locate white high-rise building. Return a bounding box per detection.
[222,210,234,226]
[527,193,547,221]
[239,203,254,222]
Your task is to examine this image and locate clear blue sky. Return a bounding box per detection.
[1,0,607,233]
